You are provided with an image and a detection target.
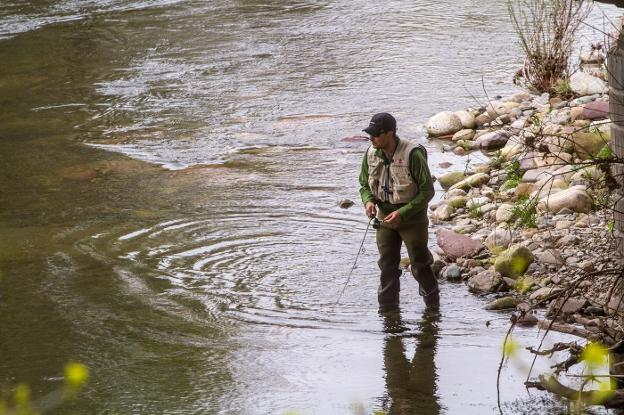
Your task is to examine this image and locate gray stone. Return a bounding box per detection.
[484,227,513,251]
[569,72,608,96]
[475,130,510,150]
[529,286,563,302]
[537,249,565,266]
[467,269,506,293]
[442,264,463,281]
[547,297,588,317]
[431,204,455,221]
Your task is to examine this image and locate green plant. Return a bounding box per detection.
[468,202,482,218]
[596,144,613,160]
[552,76,573,98]
[490,150,504,169]
[511,196,537,228]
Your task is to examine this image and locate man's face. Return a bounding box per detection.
[369,130,394,149]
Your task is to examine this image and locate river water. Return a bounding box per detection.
[0,1,621,414]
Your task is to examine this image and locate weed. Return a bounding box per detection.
[511,196,537,228]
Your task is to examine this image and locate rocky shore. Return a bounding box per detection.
[421,52,624,331]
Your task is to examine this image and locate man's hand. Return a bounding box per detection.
[384,211,402,226]
[365,202,377,219]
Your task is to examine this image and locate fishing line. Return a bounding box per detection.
[335,217,377,305]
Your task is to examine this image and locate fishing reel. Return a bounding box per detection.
[372,217,381,230]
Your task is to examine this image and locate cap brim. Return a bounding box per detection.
[363,126,382,136]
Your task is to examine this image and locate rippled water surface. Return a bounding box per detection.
[0,1,621,414]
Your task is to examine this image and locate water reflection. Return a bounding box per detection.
[381,311,441,415]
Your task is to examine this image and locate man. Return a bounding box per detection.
[358,112,439,312]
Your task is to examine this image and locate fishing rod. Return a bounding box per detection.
[335,217,381,305]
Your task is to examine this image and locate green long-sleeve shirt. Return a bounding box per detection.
[358,142,435,220]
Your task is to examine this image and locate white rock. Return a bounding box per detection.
[427,111,463,137]
[431,203,454,221]
[454,110,477,129]
[569,72,608,96]
[537,187,593,214]
[484,227,513,251]
[496,203,515,223]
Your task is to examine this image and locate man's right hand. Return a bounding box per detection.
[365,202,377,219]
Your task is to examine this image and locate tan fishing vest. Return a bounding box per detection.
[367,139,424,204]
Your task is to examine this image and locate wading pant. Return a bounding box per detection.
[376,209,439,312]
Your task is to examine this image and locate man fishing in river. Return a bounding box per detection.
[359,112,440,312]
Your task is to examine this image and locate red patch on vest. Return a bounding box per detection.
[395,158,404,165]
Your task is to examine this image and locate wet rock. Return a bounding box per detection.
[338,199,354,209]
[442,264,463,281]
[494,244,534,279]
[427,111,463,138]
[486,296,523,310]
[438,161,453,169]
[467,269,506,293]
[436,228,485,260]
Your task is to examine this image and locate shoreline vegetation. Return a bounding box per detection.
[418,0,624,409]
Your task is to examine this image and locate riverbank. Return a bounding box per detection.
[422,52,623,357]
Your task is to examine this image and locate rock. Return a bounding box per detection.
[475,130,510,150]
[547,297,588,317]
[467,196,491,208]
[438,161,453,169]
[486,296,523,310]
[484,227,513,251]
[536,187,593,214]
[571,130,611,160]
[447,196,468,208]
[503,277,517,289]
[570,94,600,106]
[452,128,475,142]
[431,204,455,221]
[454,111,477,129]
[495,203,515,224]
[453,146,468,156]
[529,286,563,302]
[578,260,595,272]
[581,100,609,120]
[438,171,467,190]
[442,264,463,281]
[569,72,608,95]
[449,173,491,191]
[508,92,531,103]
[436,228,485,260]
[494,245,534,278]
[475,113,493,128]
[427,111,463,137]
[446,188,468,198]
[537,249,565,266]
[338,199,354,209]
[557,234,579,247]
[514,182,535,198]
[467,269,506,293]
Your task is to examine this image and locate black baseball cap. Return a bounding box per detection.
[363,112,396,137]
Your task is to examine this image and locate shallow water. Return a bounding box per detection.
[0,1,622,414]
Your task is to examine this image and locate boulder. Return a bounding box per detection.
[475,113,493,127]
[484,227,513,251]
[442,264,463,281]
[569,72,608,95]
[449,173,491,191]
[427,111,463,137]
[475,130,510,150]
[436,228,485,260]
[581,100,609,120]
[438,171,466,190]
[467,269,506,293]
[454,111,477,129]
[494,244,534,278]
[536,187,592,214]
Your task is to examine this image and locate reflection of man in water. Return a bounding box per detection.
[380,312,441,414]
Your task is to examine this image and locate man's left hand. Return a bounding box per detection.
[384,211,402,226]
